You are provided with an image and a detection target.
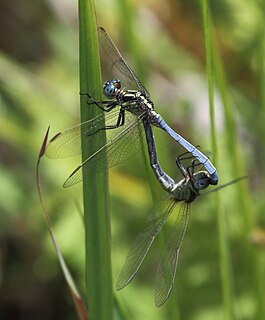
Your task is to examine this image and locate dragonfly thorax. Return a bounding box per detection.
[170,171,211,202]
[170,178,196,202]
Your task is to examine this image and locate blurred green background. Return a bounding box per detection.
[0,0,265,319]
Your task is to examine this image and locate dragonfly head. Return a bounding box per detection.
[192,171,211,191]
[103,79,121,99]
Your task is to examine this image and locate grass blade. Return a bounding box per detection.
[36,128,88,320]
[211,5,265,319]
[78,1,112,319]
[201,1,235,319]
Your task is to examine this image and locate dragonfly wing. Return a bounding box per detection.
[45,110,121,158]
[63,113,146,187]
[116,199,176,291]
[154,201,190,307]
[98,27,150,96]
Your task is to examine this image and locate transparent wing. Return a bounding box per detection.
[45,110,119,158]
[98,27,149,96]
[63,113,146,187]
[154,202,190,307]
[116,199,177,291]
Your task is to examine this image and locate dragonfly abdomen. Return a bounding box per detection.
[152,115,219,185]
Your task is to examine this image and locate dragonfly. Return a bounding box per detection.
[115,152,245,307]
[45,27,218,187]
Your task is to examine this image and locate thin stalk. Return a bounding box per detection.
[259,0,265,180]
[78,1,113,319]
[256,16,265,314]
[116,0,147,81]
[116,3,179,316]
[202,1,235,320]
[212,6,265,319]
[212,39,251,232]
[116,0,155,200]
[253,0,265,317]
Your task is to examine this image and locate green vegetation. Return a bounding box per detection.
[79,1,112,319]
[0,0,264,319]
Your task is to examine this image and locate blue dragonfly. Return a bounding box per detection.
[115,148,245,307]
[45,27,218,187]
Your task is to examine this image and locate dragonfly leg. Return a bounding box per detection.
[187,159,202,178]
[177,146,201,161]
[176,155,188,178]
[80,92,117,111]
[86,108,126,138]
[176,147,201,178]
[104,108,125,129]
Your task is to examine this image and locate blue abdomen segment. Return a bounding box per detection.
[155,116,219,185]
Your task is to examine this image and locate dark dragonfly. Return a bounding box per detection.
[45,27,218,187]
[115,152,245,307]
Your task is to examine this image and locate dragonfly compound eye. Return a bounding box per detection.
[103,80,116,98]
[193,172,211,190]
[103,79,122,99]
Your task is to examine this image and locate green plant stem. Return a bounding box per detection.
[78,1,112,319]
[202,1,235,320]
[211,7,265,319]
[259,0,265,180]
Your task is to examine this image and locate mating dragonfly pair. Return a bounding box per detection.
[46,27,222,307]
